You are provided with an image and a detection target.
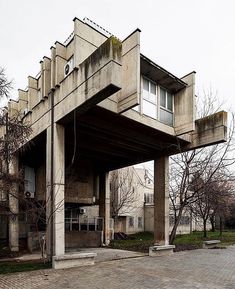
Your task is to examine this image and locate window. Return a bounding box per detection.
[129,217,134,228]
[160,87,174,126]
[138,217,143,228]
[140,75,174,126]
[142,77,157,119]
[144,193,154,204]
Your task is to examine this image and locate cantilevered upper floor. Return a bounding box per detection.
[6,17,227,166]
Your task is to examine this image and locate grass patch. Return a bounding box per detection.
[110,232,154,253]
[110,231,235,253]
[174,231,235,247]
[0,261,51,274]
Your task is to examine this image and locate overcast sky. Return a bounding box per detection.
[1,0,235,111]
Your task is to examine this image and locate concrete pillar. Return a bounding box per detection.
[9,155,19,252]
[154,156,169,245]
[99,172,110,245]
[46,127,52,257]
[53,123,65,256]
[46,123,65,257]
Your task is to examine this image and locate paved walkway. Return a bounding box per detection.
[0,247,235,289]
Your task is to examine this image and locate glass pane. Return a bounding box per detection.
[167,92,173,111]
[160,88,166,107]
[143,78,149,91]
[143,89,149,100]
[150,82,156,95]
[160,108,173,126]
[143,100,156,119]
[149,93,156,103]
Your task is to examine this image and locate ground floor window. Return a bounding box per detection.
[129,216,134,228]
[138,217,143,228]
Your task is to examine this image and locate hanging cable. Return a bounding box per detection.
[71,109,77,165]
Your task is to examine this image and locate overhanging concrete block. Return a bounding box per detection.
[188,111,227,150]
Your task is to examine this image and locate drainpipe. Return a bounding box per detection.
[50,88,55,259]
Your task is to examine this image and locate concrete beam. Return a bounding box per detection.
[187,111,227,150]
[54,37,122,122]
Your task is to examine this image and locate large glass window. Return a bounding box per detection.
[160,87,174,126]
[139,76,174,127]
[142,78,157,119]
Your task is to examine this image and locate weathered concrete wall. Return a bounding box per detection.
[36,165,46,201]
[144,205,154,232]
[188,111,227,149]
[65,231,102,248]
[144,205,211,234]
[114,217,127,233]
[174,72,196,135]
[66,160,94,204]
[27,231,45,253]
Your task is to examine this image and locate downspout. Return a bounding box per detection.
[50,88,55,259]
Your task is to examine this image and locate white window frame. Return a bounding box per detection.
[159,86,174,126]
[138,75,175,127]
[159,86,174,113]
[142,76,157,119]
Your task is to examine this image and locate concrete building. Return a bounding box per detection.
[110,167,152,234]
[0,17,227,268]
[110,166,209,235]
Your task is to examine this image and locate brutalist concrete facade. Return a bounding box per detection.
[1,17,227,268]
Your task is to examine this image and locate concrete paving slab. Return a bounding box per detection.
[1,246,235,289]
[77,248,146,262]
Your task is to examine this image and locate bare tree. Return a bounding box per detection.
[110,167,137,219]
[169,92,235,244]
[0,70,32,251]
[0,68,12,99]
[188,173,233,237]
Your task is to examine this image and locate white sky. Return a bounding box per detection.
[1,0,235,111]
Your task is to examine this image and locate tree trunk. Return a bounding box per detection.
[189,210,193,234]
[219,216,224,236]
[203,220,207,238]
[169,206,184,244]
[210,214,215,232]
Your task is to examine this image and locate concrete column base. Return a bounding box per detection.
[52,252,97,269]
[9,245,19,252]
[149,245,175,257]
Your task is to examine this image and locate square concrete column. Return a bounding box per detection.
[9,155,19,252]
[46,127,52,257]
[154,156,169,246]
[46,123,65,257]
[53,123,65,256]
[149,156,174,256]
[99,172,110,246]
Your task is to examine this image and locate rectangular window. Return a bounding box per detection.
[142,77,157,119]
[144,193,154,203]
[138,217,142,228]
[129,217,134,228]
[160,87,174,126]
